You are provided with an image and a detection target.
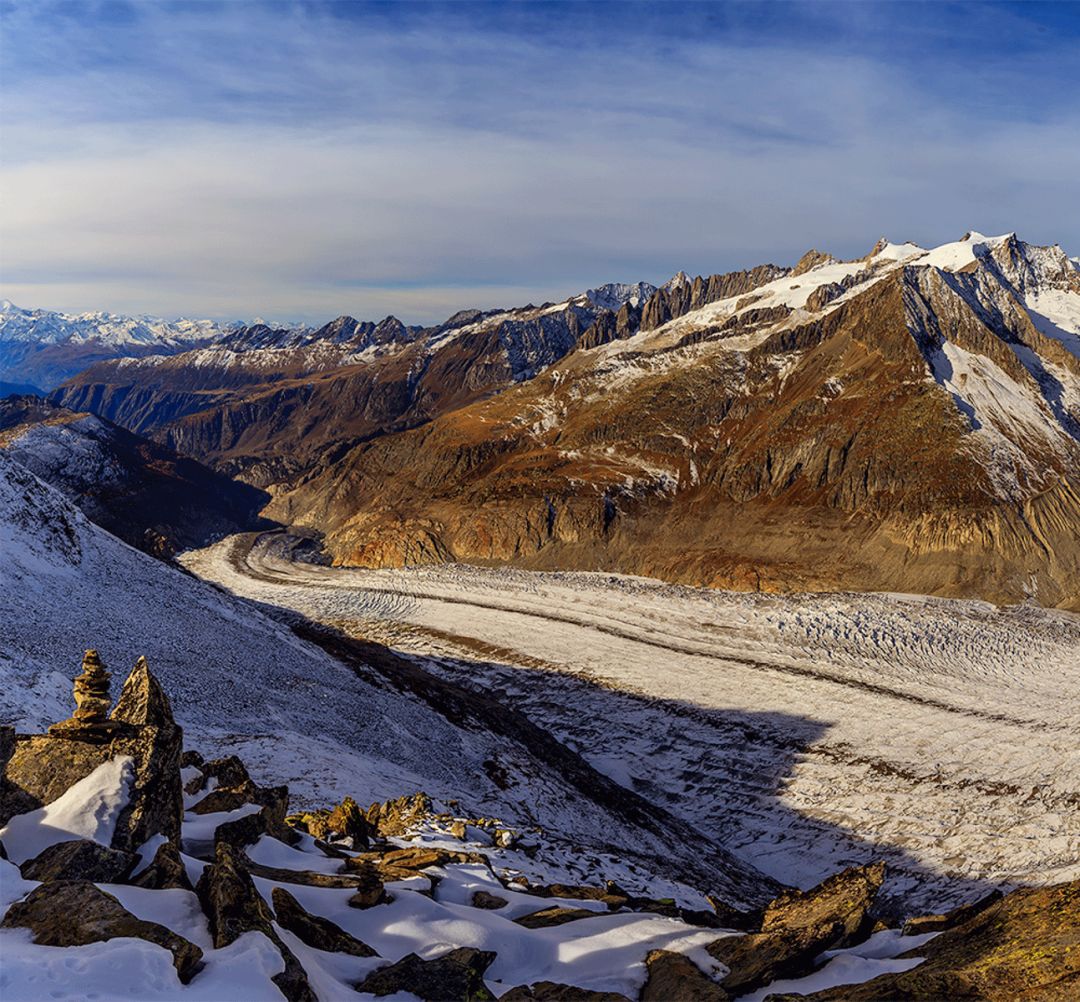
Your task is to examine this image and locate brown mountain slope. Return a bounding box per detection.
[268,246,1080,608]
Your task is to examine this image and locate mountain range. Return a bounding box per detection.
[7,230,1077,608]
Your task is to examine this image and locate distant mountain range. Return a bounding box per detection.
[13,231,1080,607]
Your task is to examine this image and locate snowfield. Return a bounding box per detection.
[181,533,1080,916]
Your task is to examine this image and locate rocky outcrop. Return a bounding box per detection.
[1,651,182,849]
[902,888,1003,936]
[782,879,1080,1001]
[1,880,203,983]
[706,862,885,996]
[354,947,497,1000]
[499,985,631,1001]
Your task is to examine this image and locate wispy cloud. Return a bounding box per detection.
[1,1,1078,323]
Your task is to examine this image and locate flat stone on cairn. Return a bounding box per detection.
[49,649,119,740]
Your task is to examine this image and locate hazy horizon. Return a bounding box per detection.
[2,0,1078,324]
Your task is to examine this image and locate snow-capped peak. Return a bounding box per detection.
[0,301,225,348]
[584,282,658,312]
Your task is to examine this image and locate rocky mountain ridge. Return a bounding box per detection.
[43,231,1080,606]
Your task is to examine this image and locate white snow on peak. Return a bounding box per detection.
[872,240,926,262]
[914,231,1013,272]
[585,282,658,311]
[0,301,225,348]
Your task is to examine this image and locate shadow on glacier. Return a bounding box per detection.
[239,597,1003,921]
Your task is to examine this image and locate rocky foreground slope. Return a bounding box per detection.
[51,233,1080,607]
[2,654,1076,1001]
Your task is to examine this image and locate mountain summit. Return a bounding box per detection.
[44,231,1080,607]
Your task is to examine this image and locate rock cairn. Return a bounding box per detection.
[50,649,117,740]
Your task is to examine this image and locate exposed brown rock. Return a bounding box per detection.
[19,839,135,884]
[346,860,388,908]
[48,650,116,738]
[365,792,434,836]
[354,946,497,1000]
[707,862,885,996]
[193,841,315,1002]
[130,839,192,890]
[901,888,1003,936]
[270,887,377,957]
[472,890,509,909]
[782,879,1080,1001]
[641,949,729,1001]
[1,880,203,983]
[514,905,600,929]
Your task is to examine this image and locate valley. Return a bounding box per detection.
[181,530,1080,918]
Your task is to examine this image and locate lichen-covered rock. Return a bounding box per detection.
[1,880,203,983]
[707,862,886,996]
[193,841,315,1002]
[354,947,497,1000]
[19,839,135,883]
[130,839,192,891]
[641,949,729,1001]
[783,879,1080,1001]
[325,795,373,849]
[271,887,377,957]
[365,792,434,837]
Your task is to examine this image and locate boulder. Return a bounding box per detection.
[782,879,1080,1001]
[130,839,192,891]
[19,838,135,883]
[1,880,202,983]
[707,862,886,996]
[514,906,600,929]
[641,950,729,1001]
[271,887,377,957]
[472,890,508,910]
[194,841,315,1002]
[354,947,496,1000]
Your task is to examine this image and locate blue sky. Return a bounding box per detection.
[1,0,1078,323]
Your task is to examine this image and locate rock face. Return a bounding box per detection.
[1,880,203,983]
[785,879,1080,1001]
[353,947,497,1000]
[1,652,183,849]
[262,237,1080,609]
[707,862,886,996]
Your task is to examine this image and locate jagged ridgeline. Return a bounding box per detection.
[0,653,1077,999]
[42,232,1080,608]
